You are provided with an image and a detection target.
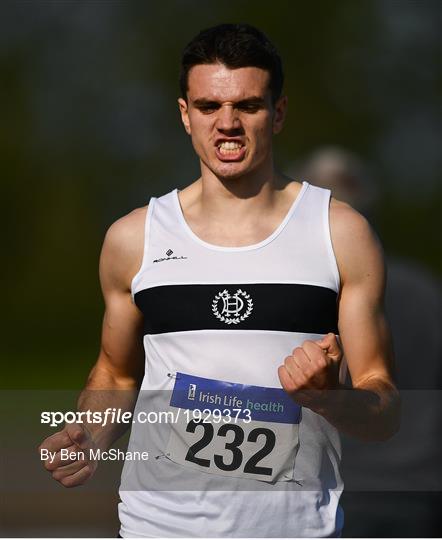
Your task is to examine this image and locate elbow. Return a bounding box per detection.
[373,421,400,442]
[352,388,401,442]
[387,387,401,438]
[369,390,402,442]
[379,405,401,441]
[356,418,400,443]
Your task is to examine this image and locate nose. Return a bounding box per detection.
[216,104,241,131]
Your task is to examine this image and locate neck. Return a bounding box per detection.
[190,162,292,224]
[198,160,287,202]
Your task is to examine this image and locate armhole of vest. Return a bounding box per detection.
[322,189,341,295]
[130,197,156,304]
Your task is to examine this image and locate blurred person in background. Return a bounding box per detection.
[293,146,442,537]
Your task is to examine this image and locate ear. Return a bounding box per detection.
[272,95,288,135]
[178,97,191,135]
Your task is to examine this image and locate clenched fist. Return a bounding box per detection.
[278,333,343,410]
[39,423,98,488]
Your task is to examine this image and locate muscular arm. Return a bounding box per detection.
[77,207,147,450]
[320,203,400,440]
[279,202,400,441]
[39,207,147,486]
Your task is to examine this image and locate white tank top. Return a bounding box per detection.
[119,181,345,538]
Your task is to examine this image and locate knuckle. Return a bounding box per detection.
[304,365,314,377]
[305,373,314,385]
[297,371,307,383]
[60,477,72,488]
[285,375,298,390]
[318,357,327,369]
[287,381,298,393]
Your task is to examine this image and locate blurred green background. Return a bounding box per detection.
[0,1,440,537]
[1,0,440,389]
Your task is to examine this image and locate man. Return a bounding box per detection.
[39,24,400,537]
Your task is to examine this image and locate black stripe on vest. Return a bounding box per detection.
[134,283,338,336]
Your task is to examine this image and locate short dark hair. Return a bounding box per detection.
[179,23,284,105]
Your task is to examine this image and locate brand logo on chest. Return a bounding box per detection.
[153,249,188,263]
[211,289,254,325]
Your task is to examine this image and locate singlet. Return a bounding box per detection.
[118,181,345,538]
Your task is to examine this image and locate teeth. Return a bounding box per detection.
[218,141,243,154]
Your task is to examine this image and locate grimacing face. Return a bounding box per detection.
[178,63,287,180]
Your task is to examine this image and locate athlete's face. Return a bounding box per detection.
[178,63,287,180]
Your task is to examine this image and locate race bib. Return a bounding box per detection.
[166,372,301,483]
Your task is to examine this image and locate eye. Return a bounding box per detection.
[237,104,261,113]
[197,105,219,114]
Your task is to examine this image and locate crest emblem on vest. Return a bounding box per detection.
[211,288,253,325]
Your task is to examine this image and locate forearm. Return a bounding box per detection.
[311,378,401,442]
[76,363,140,451]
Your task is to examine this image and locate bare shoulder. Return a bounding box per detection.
[329,198,385,287]
[99,205,148,292]
[329,197,373,243]
[104,205,147,252]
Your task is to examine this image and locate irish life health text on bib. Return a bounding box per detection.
[166,372,302,482]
